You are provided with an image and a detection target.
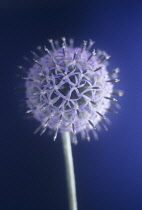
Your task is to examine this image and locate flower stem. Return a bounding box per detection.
[61,132,78,210]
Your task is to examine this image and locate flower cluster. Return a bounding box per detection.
[22,38,123,142]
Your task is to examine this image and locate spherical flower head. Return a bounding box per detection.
[24,38,122,141]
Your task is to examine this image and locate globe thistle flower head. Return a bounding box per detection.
[23,38,123,142]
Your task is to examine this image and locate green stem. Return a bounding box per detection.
[61,132,78,210]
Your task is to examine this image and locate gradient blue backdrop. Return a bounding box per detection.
[0,0,142,209]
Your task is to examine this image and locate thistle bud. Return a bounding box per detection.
[24,38,122,141]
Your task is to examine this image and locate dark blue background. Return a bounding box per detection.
[0,0,142,209]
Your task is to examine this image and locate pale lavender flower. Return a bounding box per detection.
[23,38,123,142]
